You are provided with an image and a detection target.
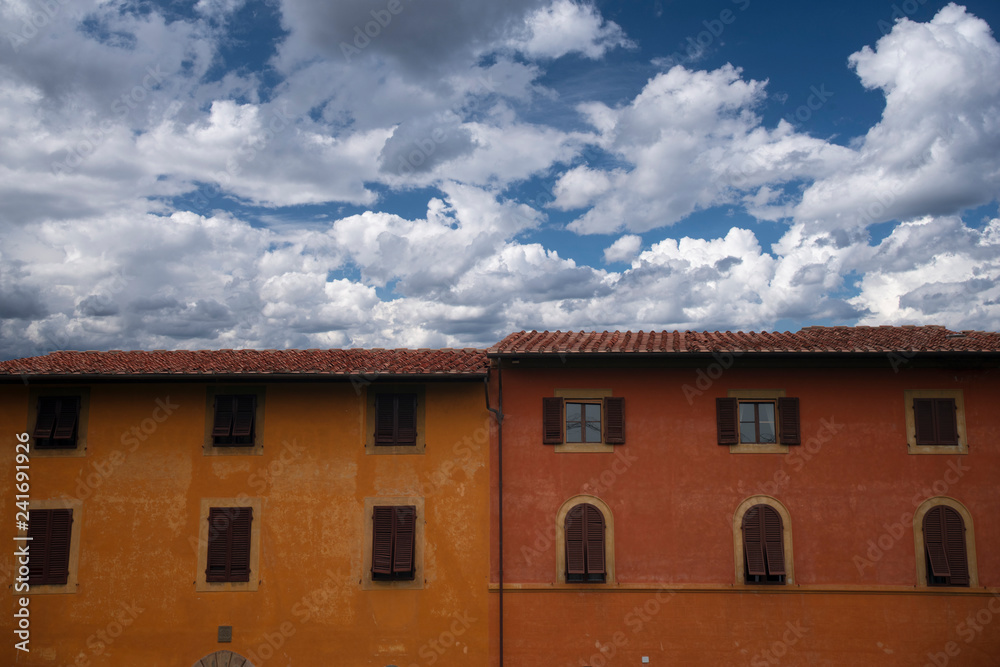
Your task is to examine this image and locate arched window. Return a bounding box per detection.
[565,503,605,583]
[742,504,786,585]
[922,505,969,587]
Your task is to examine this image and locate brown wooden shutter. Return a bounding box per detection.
[392,506,416,574]
[206,507,231,582]
[604,397,625,444]
[33,397,59,439]
[228,508,252,582]
[396,395,417,446]
[27,508,73,586]
[923,506,951,578]
[777,397,800,446]
[943,507,969,585]
[742,506,766,576]
[761,506,786,575]
[913,398,937,445]
[26,509,50,584]
[374,395,396,445]
[565,505,585,575]
[52,397,80,441]
[717,397,738,445]
[212,395,236,438]
[584,505,605,575]
[935,398,958,445]
[371,506,394,574]
[231,395,256,438]
[542,397,563,445]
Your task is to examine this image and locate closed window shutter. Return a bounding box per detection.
[392,506,416,574]
[28,509,73,585]
[231,395,256,438]
[584,505,606,575]
[742,506,767,576]
[762,506,786,575]
[212,396,236,438]
[542,397,563,445]
[923,506,951,578]
[206,508,231,581]
[374,395,396,445]
[777,397,801,446]
[717,398,738,445]
[943,507,969,585]
[934,399,958,445]
[52,398,80,441]
[26,510,50,584]
[372,506,395,574]
[913,398,937,445]
[604,397,625,444]
[396,395,417,446]
[228,508,253,582]
[565,505,586,575]
[34,397,58,439]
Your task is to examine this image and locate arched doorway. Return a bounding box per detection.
[192,650,255,667]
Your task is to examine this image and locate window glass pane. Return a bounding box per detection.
[566,421,582,442]
[758,403,775,443]
[566,403,582,421]
[739,403,756,421]
[740,422,757,443]
[585,404,602,442]
[758,421,776,443]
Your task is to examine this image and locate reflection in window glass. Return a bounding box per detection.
[566,402,602,443]
[739,401,776,444]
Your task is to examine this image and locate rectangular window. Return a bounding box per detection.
[738,401,776,444]
[717,396,800,447]
[374,393,417,446]
[212,395,257,446]
[913,398,959,446]
[205,507,253,583]
[27,509,74,586]
[371,506,416,580]
[542,395,625,446]
[33,397,80,450]
[566,402,602,443]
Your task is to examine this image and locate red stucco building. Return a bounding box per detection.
[487,326,1000,666]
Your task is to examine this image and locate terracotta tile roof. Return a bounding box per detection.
[488,326,1000,355]
[0,348,489,378]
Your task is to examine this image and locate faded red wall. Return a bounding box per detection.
[490,362,1000,665]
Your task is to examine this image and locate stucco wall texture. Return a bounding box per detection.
[2,380,491,666]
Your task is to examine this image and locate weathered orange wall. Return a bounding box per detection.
[1,380,490,666]
[490,362,1000,665]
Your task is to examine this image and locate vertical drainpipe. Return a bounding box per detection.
[485,363,504,665]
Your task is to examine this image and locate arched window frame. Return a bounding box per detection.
[912,497,978,588]
[555,495,615,584]
[732,496,794,586]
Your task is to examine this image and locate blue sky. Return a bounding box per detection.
[1,0,999,358]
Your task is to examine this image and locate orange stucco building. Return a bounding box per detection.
[487,326,1000,666]
[1,349,492,666]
